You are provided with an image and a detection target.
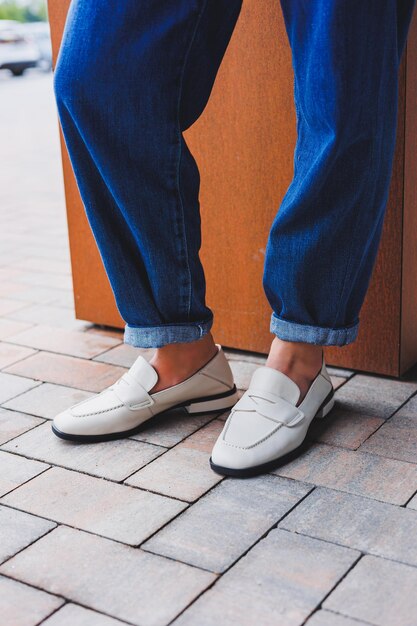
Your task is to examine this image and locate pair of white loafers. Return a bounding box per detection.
[52,344,334,476]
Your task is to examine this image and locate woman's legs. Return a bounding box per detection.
[263,0,415,398]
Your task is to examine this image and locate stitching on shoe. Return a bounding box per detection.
[222,412,284,450]
[71,403,125,417]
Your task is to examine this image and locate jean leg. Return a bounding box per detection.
[53,0,242,348]
[264,0,415,346]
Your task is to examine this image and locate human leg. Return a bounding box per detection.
[52,1,242,440]
[53,0,242,350]
[211,0,416,476]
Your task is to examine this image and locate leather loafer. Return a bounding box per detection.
[52,344,238,442]
[210,355,334,477]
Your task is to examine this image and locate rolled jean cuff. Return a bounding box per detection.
[270,312,359,347]
[124,316,214,348]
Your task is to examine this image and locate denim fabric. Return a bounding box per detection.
[53,0,415,348]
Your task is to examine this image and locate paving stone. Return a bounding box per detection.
[2,422,165,481]
[6,324,120,359]
[4,352,126,392]
[274,443,417,505]
[2,466,186,545]
[6,303,90,329]
[8,287,78,307]
[94,343,153,367]
[228,360,260,389]
[333,373,417,419]
[0,280,27,297]
[223,349,267,365]
[0,342,36,369]
[143,475,312,572]
[0,408,43,445]
[2,382,94,419]
[48,290,75,308]
[11,269,73,290]
[0,450,49,497]
[0,372,41,404]
[0,268,25,282]
[0,575,64,626]
[0,504,55,564]
[130,409,214,448]
[324,555,417,626]
[309,405,384,449]
[12,257,70,275]
[0,298,29,316]
[174,529,359,626]
[360,394,417,463]
[42,604,128,626]
[0,318,33,340]
[126,420,224,501]
[0,526,215,626]
[280,487,417,567]
[305,610,369,626]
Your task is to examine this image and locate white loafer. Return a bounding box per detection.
[210,355,334,477]
[52,344,238,442]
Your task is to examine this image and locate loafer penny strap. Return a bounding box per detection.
[233,392,305,427]
[113,373,154,409]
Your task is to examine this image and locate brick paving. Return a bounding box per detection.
[0,70,416,626]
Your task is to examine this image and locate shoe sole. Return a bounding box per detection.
[209,388,335,478]
[51,385,240,443]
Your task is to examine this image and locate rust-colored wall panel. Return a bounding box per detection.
[401,7,417,373]
[48,0,417,376]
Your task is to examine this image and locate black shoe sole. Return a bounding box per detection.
[209,388,335,478]
[51,385,238,443]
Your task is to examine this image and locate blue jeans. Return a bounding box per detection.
[53,0,415,348]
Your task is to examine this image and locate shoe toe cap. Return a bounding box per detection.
[211,435,257,471]
[52,408,88,437]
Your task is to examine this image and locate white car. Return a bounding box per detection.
[21,21,52,72]
[0,19,40,76]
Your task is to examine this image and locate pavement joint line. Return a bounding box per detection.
[0,504,200,555]
[0,416,47,447]
[298,437,417,469]
[0,512,58,569]
[305,608,377,626]
[0,347,41,372]
[404,487,417,507]
[0,461,52,500]
[2,336,124,362]
[0,569,138,626]
[142,477,315,572]
[299,548,364,626]
[36,600,71,626]
[0,376,43,404]
[162,495,356,626]
[276,524,417,571]
[0,451,193,503]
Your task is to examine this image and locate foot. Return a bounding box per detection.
[266,338,324,404]
[210,351,334,477]
[52,342,238,442]
[149,333,218,392]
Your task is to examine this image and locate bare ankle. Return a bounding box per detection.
[149,332,217,392]
[266,338,323,404]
